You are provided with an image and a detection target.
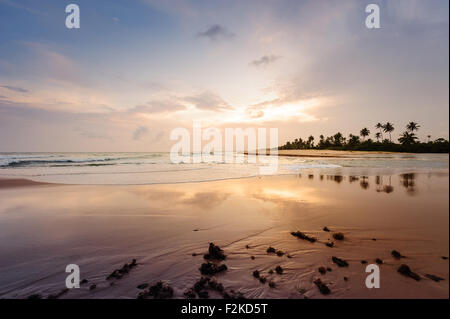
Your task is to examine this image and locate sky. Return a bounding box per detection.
[0,0,448,152]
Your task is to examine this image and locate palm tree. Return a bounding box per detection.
[398,131,418,145]
[360,128,370,141]
[375,132,382,142]
[406,122,420,133]
[307,135,314,148]
[375,123,384,139]
[383,122,394,142]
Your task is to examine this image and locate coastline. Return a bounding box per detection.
[0,172,448,299]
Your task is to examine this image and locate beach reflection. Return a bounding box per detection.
[297,173,424,196]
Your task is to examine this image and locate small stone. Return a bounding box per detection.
[325,242,334,248]
[199,262,227,275]
[80,279,88,285]
[245,245,250,249]
[266,247,276,253]
[391,250,404,259]
[291,231,317,243]
[275,266,283,275]
[250,256,255,260]
[314,278,331,295]
[361,260,368,264]
[441,256,448,260]
[318,266,327,275]
[332,233,344,240]
[253,270,260,278]
[332,256,349,267]
[344,277,348,281]
[372,238,377,241]
[425,274,445,282]
[204,243,226,260]
[137,283,149,289]
[259,276,267,284]
[375,258,383,265]
[323,226,330,232]
[197,290,209,299]
[276,250,284,257]
[89,284,97,290]
[183,288,196,299]
[268,281,276,288]
[326,267,332,272]
[397,264,421,281]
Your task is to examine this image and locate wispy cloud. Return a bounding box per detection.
[250,55,281,67]
[0,85,28,93]
[133,126,149,140]
[197,24,234,41]
[184,91,231,112]
[130,99,186,114]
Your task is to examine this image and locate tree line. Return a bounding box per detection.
[279,122,449,153]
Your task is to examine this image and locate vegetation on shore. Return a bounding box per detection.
[279,122,449,153]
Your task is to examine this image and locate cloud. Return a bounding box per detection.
[184,91,231,112]
[0,85,28,93]
[250,55,281,67]
[197,24,234,41]
[130,99,186,114]
[133,126,149,140]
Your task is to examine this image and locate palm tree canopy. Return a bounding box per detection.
[406,122,420,132]
[360,128,370,137]
[398,131,418,145]
[375,123,383,129]
[383,122,394,133]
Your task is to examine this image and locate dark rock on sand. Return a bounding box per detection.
[267,247,276,253]
[375,258,383,265]
[259,276,267,284]
[276,250,285,257]
[275,266,283,275]
[80,279,88,285]
[442,256,448,260]
[326,267,332,272]
[106,259,138,280]
[318,266,327,275]
[323,226,331,232]
[89,284,97,290]
[47,288,69,299]
[148,281,174,299]
[199,262,227,275]
[397,264,421,281]
[197,290,209,299]
[344,277,348,281]
[137,283,149,289]
[291,231,317,243]
[183,288,196,299]
[245,245,250,249]
[332,256,349,267]
[325,242,334,248]
[204,243,226,260]
[391,250,405,259]
[361,260,368,264]
[251,256,255,260]
[269,281,276,288]
[253,270,260,278]
[425,274,445,282]
[314,278,331,295]
[332,232,344,240]
[372,238,377,241]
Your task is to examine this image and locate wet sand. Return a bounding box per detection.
[0,171,448,299]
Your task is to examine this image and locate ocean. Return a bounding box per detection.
[0,152,448,185]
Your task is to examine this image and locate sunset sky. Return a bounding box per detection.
[0,0,448,151]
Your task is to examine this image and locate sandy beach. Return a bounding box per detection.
[0,169,448,299]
